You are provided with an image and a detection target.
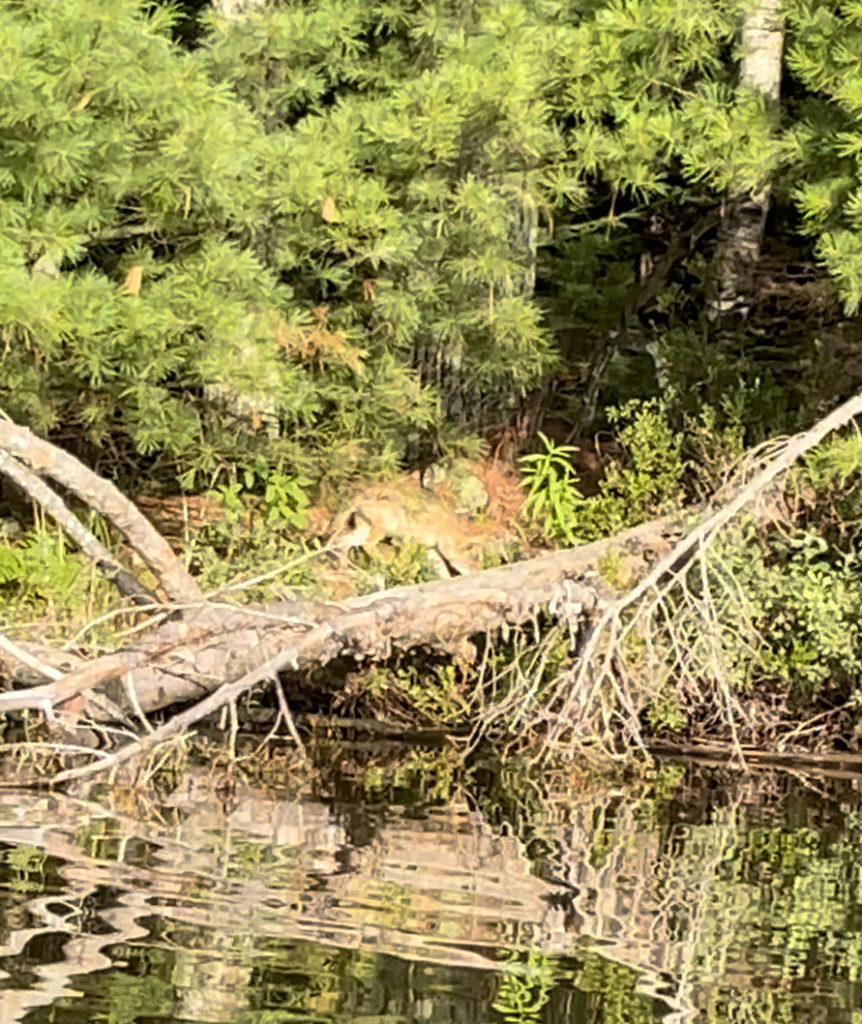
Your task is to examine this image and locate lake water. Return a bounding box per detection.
[0,760,859,1023]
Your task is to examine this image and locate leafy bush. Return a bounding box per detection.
[0,526,119,636]
[521,398,686,545]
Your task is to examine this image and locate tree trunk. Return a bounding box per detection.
[4,394,862,781]
[708,0,784,321]
[0,515,683,728]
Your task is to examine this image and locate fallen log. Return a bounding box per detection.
[1,392,862,779]
[0,516,674,725]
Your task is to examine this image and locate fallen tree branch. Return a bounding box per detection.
[50,626,334,784]
[4,394,862,777]
[0,516,673,747]
[545,391,862,753]
[0,415,202,604]
[0,651,149,726]
[0,449,156,606]
[0,634,64,683]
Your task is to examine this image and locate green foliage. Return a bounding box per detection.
[365,658,469,724]
[574,954,655,1024]
[683,438,862,702]
[352,538,444,590]
[231,458,313,530]
[178,469,323,600]
[784,0,862,312]
[596,548,629,590]
[685,399,748,495]
[800,432,862,493]
[2,844,47,896]
[0,0,573,490]
[697,523,862,700]
[522,399,739,556]
[0,525,115,624]
[762,534,862,692]
[191,523,317,603]
[645,685,688,735]
[600,398,685,516]
[9,0,862,726]
[519,413,862,712]
[354,746,464,805]
[5,0,853,493]
[555,398,686,543]
[520,433,585,545]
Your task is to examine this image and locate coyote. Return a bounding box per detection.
[328,481,500,576]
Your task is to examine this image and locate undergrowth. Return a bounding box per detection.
[4,395,862,757]
[0,521,122,644]
[518,399,862,747]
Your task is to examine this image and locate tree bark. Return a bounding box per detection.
[0,450,156,606]
[0,420,202,604]
[0,515,680,729]
[708,0,784,321]
[2,393,862,775]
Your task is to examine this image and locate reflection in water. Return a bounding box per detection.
[0,767,860,1022]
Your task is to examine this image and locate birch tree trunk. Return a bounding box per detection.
[709,0,784,321]
[205,0,280,437]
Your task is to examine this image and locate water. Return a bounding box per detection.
[0,763,860,1023]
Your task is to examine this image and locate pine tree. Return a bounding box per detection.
[4,0,862,496]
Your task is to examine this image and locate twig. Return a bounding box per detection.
[228,700,239,761]
[49,624,332,784]
[206,544,337,600]
[122,671,154,734]
[0,633,64,681]
[779,704,846,745]
[272,677,307,757]
[546,392,862,752]
[0,741,114,770]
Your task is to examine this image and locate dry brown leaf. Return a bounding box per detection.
[123,265,143,296]
[321,196,337,222]
[305,329,365,374]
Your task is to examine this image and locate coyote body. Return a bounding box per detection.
[329,482,493,576]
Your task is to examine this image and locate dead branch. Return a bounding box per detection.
[0,416,201,603]
[0,449,156,605]
[0,634,64,682]
[0,515,677,751]
[545,391,862,753]
[50,626,334,784]
[3,393,862,777]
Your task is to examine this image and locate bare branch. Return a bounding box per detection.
[0,417,202,604]
[0,450,156,605]
[547,392,862,751]
[0,634,64,682]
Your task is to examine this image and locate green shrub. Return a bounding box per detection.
[520,433,585,545]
